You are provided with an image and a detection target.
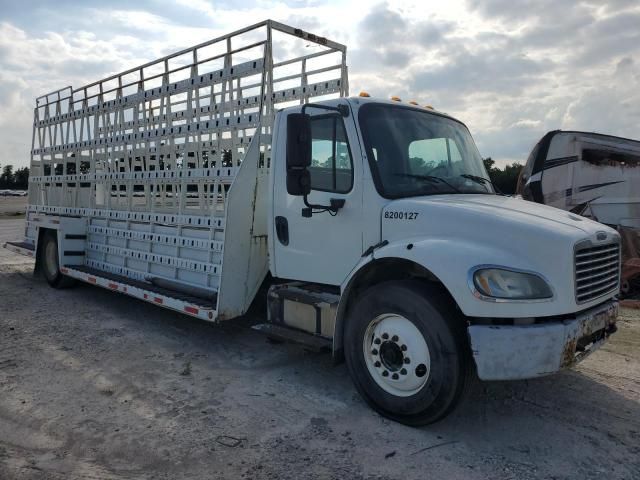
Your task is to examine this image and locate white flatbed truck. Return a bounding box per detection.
[5,21,620,425]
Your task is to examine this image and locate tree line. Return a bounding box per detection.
[0,159,523,194]
[0,165,30,190]
[483,158,523,195]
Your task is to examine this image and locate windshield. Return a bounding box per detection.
[358,103,494,198]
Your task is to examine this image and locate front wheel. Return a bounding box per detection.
[344,280,469,426]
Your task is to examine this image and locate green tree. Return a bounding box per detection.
[0,164,14,189]
[483,157,496,174]
[13,167,30,189]
[483,158,523,195]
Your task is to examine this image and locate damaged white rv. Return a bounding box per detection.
[518,130,640,295]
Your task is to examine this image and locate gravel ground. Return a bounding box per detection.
[0,197,27,217]
[1,216,639,480]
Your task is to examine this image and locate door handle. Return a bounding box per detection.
[275,216,289,245]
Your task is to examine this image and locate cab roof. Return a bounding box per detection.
[344,96,460,124]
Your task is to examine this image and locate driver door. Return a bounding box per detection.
[272,109,363,286]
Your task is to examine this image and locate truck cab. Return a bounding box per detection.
[267,95,620,424]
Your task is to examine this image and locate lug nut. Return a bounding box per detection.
[382,370,389,377]
[382,333,389,340]
[400,368,407,375]
[401,344,407,351]
[371,349,378,355]
[374,361,381,368]
[404,357,410,364]
[374,338,381,345]
[392,373,399,380]
[391,335,399,342]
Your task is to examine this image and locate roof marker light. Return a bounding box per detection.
[409,101,419,105]
[424,105,434,110]
[391,96,401,101]
[359,91,370,97]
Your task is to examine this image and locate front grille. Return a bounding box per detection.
[574,242,620,303]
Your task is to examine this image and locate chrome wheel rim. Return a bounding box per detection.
[363,313,431,397]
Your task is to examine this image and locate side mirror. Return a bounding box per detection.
[286,113,312,196]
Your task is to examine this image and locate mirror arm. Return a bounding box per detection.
[302,195,346,218]
[301,103,349,117]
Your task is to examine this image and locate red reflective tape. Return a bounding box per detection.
[143,293,149,299]
[184,306,198,315]
[60,268,68,274]
[108,283,118,290]
[88,277,97,284]
[154,297,163,304]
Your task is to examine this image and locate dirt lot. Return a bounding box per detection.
[1,216,639,480]
[0,196,27,217]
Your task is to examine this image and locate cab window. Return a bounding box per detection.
[309,116,353,193]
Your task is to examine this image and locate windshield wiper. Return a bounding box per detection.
[459,174,503,195]
[393,173,462,193]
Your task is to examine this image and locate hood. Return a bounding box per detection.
[378,194,620,318]
[381,194,618,247]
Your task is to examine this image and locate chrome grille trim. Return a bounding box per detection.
[574,241,620,304]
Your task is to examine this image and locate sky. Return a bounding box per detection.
[0,0,639,169]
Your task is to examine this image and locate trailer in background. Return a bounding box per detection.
[518,130,640,296]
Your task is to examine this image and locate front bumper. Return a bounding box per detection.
[468,299,618,380]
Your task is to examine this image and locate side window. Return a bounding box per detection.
[309,116,353,193]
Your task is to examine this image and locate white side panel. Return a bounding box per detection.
[57,216,87,268]
[217,136,269,319]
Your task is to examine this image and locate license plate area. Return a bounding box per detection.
[573,303,618,359]
[579,303,617,334]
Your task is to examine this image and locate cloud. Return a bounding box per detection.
[0,21,149,167]
[351,2,454,71]
[348,0,640,164]
[466,0,592,24]
[411,49,548,94]
[0,0,639,170]
[563,84,640,139]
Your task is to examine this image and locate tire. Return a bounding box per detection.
[41,230,76,289]
[344,280,469,426]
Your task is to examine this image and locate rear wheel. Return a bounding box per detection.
[41,230,76,289]
[344,280,469,426]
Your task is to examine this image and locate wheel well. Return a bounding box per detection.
[34,227,53,275]
[333,258,457,362]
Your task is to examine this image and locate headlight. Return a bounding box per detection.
[472,268,553,300]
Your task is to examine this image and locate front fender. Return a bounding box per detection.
[342,236,570,319]
[364,237,522,316]
[331,235,580,361]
